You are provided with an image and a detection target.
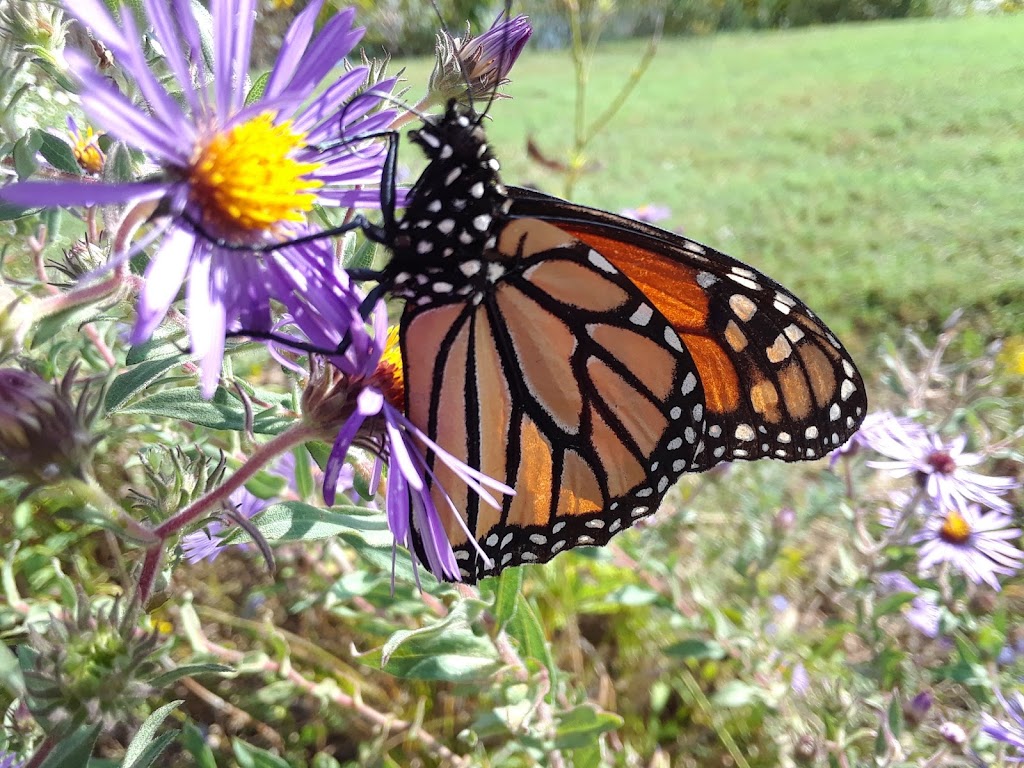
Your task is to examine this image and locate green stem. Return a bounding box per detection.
[679,670,753,768]
[61,476,158,546]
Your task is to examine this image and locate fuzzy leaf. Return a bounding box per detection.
[233,501,390,545]
[554,704,623,750]
[148,663,234,688]
[361,601,500,682]
[180,720,217,768]
[122,700,183,768]
[105,354,191,412]
[492,566,523,630]
[37,131,82,175]
[118,387,292,433]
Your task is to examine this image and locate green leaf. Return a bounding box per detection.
[232,739,291,768]
[31,303,104,348]
[873,591,917,620]
[235,501,391,545]
[664,638,727,661]
[887,694,904,740]
[105,354,191,412]
[0,642,24,697]
[712,680,760,708]
[180,720,217,768]
[977,624,1006,659]
[553,704,623,750]
[13,130,42,179]
[118,387,292,433]
[291,446,314,501]
[122,732,178,768]
[492,566,523,630]
[0,199,38,220]
[505,594,553,670]
[245,71,270,106]
[360,601,500,682]
[38,723,101,768]
[122,700,183,768]
[125,329,188,365]
[148,663,234,688]
[37,131,83,175]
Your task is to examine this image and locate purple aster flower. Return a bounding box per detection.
[905,593,942,638]
[911,502,1024,590]
[298,303,513,583]
[428,13,532,105]
[983,689,1024,757]
[619,204,671,224]
[180,484,269,563]
[0,752,23,768]
[829,410,926,467]
[0,0,399,395]
[864,419,1018,512]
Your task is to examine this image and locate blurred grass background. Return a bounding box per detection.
[395,15,1024,350]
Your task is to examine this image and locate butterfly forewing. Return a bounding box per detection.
[506,186,868,468]
[401,217,706,583]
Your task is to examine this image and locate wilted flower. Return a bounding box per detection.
[0,367,97,487]
[21,594,163,731]
[429,14,532,106]
[865,421,1018,512]
[911,502,1023,590]
[1,0,399,395]
[982,689,1024,756]
[298,299,512,583]
[939,721,967,747]
[619,203,671,224]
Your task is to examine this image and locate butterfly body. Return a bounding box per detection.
[368,101,867,583]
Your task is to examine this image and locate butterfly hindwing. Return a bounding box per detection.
[401,217,706,583]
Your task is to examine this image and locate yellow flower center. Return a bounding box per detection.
[69,124,105,175]
[189,112,323,239]
[939,510,972,544]
[373,326,405,411]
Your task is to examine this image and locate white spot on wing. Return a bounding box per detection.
[588,250,616,273]
[630,304,653,326]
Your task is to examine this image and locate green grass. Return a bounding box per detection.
[401,16,1024,348]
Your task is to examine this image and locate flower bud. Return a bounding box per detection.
[0,366,95,486]
[904,690,933,728]
[21,593,163,731]
[0,0,67,54]
[428,15,532,107]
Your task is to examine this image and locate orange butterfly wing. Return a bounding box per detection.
[401,217,707,583]
[507,185,868,467]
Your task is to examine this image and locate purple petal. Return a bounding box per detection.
[132,227,195,341]
[67,51,192,163]
[115,8,192,137]
[283,8,361,102]
[265,0,326,99]
[323,410,368,505]
[0,180,166,207]
[144,0,203,115]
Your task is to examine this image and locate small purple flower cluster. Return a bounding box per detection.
[853,412,1021,590]
[0,1,531,581]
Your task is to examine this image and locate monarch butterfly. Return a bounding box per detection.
[353,100,868,584]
